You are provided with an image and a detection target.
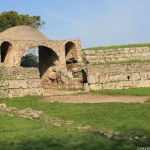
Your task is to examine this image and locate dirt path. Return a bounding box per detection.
[41,93,149,104]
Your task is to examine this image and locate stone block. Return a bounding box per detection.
[113,75,128,81]
[27,88,43,96]
[103,83,116,90]
[88,75,98,84]
[28,79,41,88]
[132,80,150,88]
[8,89,27,98]
[89,84,102,90]
[122,81,133,87]
[84,50,96,55]
[130,73,140,81]
[0,90,9,98]
[140,73,147,80]
[99,75,110,83]
[147,72,150,79]
[86,55,98,59]
[115,82,124,89]
[0,80,9,87]
[8,80,28,89]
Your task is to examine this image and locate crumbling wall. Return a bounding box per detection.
[0,67,42,98]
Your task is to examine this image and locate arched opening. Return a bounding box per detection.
[20,47,39,67]
[0,41,13,66]
[20,46,59,87]
[65,41,78,64]
[39,46,59,86]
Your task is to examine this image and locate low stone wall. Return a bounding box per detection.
[83,47,150,64]
[87,63,150,90]
[0,67,43,98]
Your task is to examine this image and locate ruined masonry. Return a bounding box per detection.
[0,26,83,98]
[0,25,150,98]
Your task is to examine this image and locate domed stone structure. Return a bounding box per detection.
[0,25,49,41]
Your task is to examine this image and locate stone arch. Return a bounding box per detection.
[20,44,60,87]
[0,41,13,67]
[65,41,78,64]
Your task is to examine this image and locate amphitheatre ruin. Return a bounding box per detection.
[0,25,150,98]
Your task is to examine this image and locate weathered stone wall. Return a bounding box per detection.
[0,67,43,98]
[87,62,150,90]
[83,47,150,64]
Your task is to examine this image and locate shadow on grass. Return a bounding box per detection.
[0,136,138,150]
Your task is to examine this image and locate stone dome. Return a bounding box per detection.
[0,25,49,41]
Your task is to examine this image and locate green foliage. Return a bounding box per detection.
[90,88,150,96]
[0,11,45,32]
[83,43,150,50]
[20,53,38,67]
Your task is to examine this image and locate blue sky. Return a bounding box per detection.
[0,0,150,48]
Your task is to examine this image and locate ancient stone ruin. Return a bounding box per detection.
[0,25,150,98]
[0,26,83,98]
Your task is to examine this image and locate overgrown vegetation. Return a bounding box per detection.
[90,87,150,96]
[21,53,38,67]
[0,96,150,149]
[83,43,150,50]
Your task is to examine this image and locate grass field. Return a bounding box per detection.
[0,96,150,149]
[90,87,150,96]
[83,43,150,50]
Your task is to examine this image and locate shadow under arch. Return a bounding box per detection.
[65,41,78,64]
[38,46,59,79]
[0,41,13,66]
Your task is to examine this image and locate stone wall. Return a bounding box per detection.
[83,47,150,64]
[87,62,150,90]
[0,67,43,98]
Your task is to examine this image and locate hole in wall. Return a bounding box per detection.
[127,76,130,80]
[81,69,88,83]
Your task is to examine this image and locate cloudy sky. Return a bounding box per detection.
[0,0,150,48]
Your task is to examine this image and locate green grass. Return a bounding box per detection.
[0,111,138,150]
[83,43,150,50]
[0,96,150,148]
[90,88,150,96]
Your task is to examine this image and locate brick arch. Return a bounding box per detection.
[0,41,13,67]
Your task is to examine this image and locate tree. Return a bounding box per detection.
[0,11,45,32]
[21,53,38,67]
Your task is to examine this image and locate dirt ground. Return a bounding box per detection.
[41,93,149,104]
